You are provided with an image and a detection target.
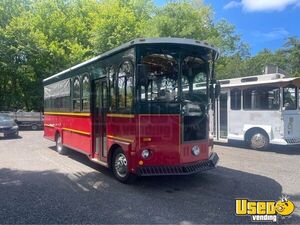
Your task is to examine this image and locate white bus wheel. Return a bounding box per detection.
[56,133,67,155]
[250,132,269,150]
[112,148,136,183]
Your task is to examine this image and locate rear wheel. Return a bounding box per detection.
[250,132,269,150]
[112,148,136,183]
[4,132,18,138]
[56,133,67,155]
[31,124,38,130]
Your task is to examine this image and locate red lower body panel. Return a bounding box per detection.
[44,114,92,155]
[63,130,91,154]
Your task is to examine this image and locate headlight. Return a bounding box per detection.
[12,125,18,129]
[141,149,150,159]
[191,145,200,156]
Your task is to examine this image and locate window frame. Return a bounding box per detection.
[138,53,180,103]
[283,85,298,110]
[230,89,241,110]
[81,73,91,112]
[108,66,116,111]
[243,86,280,111]
[72,76,81,112]
[116,60,134,112]
[44,78,71,112]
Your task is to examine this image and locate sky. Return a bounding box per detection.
[155,0,300,55]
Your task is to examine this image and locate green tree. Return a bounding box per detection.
[282,37,300,76]
[90,0,148,54]
[0,0,262,111]
[0,0,97,110]
[144,1,248,57]
[146,1,215,40]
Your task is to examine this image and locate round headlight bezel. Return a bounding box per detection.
[191,145,200,156]
[141,149,150,159]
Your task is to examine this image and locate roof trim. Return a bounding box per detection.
[221,77,300,88]
[43,37,220,83]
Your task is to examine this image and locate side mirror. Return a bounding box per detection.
[137,64,149,86]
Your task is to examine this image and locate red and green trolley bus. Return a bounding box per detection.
[43,38,220,183]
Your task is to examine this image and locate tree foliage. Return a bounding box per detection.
[0,0,299,111]
[215,38,300,79]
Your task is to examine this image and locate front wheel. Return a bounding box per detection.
[112,148,136,183]
[250,132,269,150]
[56,134,67,155]
[4,131,18,138]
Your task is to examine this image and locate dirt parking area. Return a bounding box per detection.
[0,131,299,224]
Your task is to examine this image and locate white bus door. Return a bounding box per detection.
[215,91,228,142]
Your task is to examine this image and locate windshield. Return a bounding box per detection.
[181,56,208,103]
[0,114,12,121]
[138,47,209,104]
[140,53,178,102]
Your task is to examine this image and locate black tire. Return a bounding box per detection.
[31,124,38,130]
[112,148,136,183]
[249,132,269,150]
[4,132,18,139]
[56,133,67,155]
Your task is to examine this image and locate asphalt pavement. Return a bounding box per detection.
[0,131,299,224]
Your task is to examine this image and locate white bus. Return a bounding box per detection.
[214,73,300,149]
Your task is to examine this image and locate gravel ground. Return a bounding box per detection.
[0,131,299,224]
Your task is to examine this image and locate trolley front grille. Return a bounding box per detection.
[137,153,219,176]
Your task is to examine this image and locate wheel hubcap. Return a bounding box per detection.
[114,153,128,178]
[57,136,62,152]
[252,134,266,149]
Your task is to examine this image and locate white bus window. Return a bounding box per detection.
[243,86,280,110]
[283,86,297,110]
[230,89,241,110]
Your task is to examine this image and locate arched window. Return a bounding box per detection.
[109,66,116,110]
[81,75,90,111]
[73,77,80,111]
[117,61,133,109]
